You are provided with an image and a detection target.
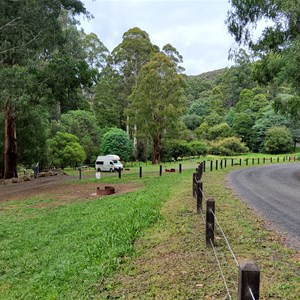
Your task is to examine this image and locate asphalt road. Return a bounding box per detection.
[227,163,300,249]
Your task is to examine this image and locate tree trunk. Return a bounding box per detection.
[152,134,162,164]
[3,107,18,179]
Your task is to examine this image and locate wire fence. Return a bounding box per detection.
[193,162,260,300]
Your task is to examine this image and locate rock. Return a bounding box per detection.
[23,175,31,181]
[11,178,19,183]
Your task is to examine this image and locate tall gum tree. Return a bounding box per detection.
[129,52,186,164]
[0,0,87,178]
[226,0,300,116]
[111,27,158,130]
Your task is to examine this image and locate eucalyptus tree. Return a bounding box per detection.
[0,0,88,178]
[226,0,300,114]
[128,52,186,164]
[111,27,158,130]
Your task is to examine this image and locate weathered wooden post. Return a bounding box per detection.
[263,157,265,164]
[238,261,260,300]
[203,161,206,172]
[206,198,215,247]
[139,166,142,178]
[232,158,234,166]
[277,157,280,163]
[159,165,162,176]
[197,180,203,213]
[215,160,218,171]
[271,157,273,163]
[258,158,260,164]
[179,163,182,173]
[220,159,223,169]
[192,172,197,197]
[79,167,82,180]
[246,158,248,166]
[210,160,213,172]
[198,162,203,178]
[118,168,121,179]
[224,158,227,168]
[252,158,254,165]
[240,158,242,166]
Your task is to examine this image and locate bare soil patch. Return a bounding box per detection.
[0,175,141,206]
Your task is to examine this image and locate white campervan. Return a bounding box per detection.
[95,155,123,172]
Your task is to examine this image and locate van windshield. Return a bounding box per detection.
[113,160,118,163]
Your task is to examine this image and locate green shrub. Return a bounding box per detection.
[100,128,133,161]
[264,126,293,154]
[209,137,249,156]
[161,139,192,161]
[189,141,209,156]
[207,122,232,140]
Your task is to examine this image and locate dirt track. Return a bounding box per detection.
[0,173,140,203]
[227,163,300,249]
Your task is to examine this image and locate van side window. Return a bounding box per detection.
[96,161,104,165]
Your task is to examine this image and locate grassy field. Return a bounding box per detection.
[1,159,299,299]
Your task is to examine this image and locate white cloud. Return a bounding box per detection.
[79,0,236,75]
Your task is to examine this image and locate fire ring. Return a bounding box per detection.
[96,186,116,195]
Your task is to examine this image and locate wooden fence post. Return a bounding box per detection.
[179,163,182,173]
[224,159,227,168]
[216,160,218,171]
[220,159,223,169]
[159,165,162,176]
[206,198,215,247]
[192,172,197,197]
[232,158,234,166]
[197,180,203,213]
[240,158,242,166]
[246,158,248,166]
[238,261,260,300]
[258,158,260,164]
[252,158,254,165]
[139,166,142,178]
[118,169,121,179]
[210,160,213,172]
[198,162,203,178]
[203,161,206,172]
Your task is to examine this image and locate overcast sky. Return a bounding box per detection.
[79,0,237,75]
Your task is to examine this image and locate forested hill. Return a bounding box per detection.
[188,68,226,82]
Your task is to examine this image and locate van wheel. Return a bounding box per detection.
[109,168,113,172]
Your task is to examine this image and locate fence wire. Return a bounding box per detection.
[195,179,240,299]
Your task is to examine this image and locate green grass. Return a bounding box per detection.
[2,159,300,299]
[0,173,186,299]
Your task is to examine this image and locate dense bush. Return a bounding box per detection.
[207,122,232,140]
[209,137,249,156]
[264,127,293,154]
[100,128,134,161]
[189,141,209,156]
[161,139,192,161]
[48,132,86,168]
